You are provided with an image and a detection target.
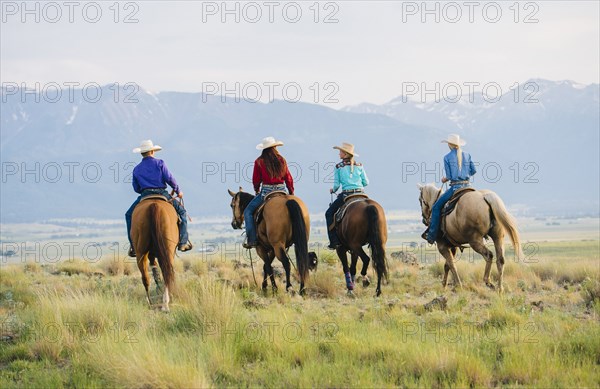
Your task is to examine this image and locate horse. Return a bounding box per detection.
[332,197,388,297]
[131,198,179,312]
[228,187,312,295]
[418,183,523,292]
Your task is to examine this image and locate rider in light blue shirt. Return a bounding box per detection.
[326,143,368,249]
[425,134,477,244]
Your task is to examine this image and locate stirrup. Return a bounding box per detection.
[128,246,136,257]
[243,241,258,249]
[178,241,193,252]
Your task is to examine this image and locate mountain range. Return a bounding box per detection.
[1,79,598,223]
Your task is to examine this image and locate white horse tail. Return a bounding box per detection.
[483,191,523,260]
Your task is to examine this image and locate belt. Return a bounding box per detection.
[342,188,364,194]
[450,180,470,186]
[262,184,285,188]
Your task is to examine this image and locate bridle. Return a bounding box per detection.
[230,193,244,229]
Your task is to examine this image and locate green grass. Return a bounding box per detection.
[1,240,599,388]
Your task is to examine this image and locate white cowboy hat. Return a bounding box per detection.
[132,139,162,154]
[442,134,466,147]
[333,142,359,157]
[256,136,284,150]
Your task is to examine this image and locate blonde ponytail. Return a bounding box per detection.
[451,144,463,170]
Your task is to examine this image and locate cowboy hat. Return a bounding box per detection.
[132,140,162,154]
[256,136,284,150]
[333,142,359,157]
[441,134,466,147]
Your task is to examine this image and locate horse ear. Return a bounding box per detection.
[417,183,424,190]
[239,186,243,192]
[228,189,235,197]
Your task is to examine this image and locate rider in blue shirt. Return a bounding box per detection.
[325,143,369,249]
[125,140,192,257]
[424,134,477,244]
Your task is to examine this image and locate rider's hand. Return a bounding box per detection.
[177,191,184,198]
[330,188,334,194]
[441,177,449,184]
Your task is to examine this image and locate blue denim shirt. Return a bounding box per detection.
[444,149,476,182]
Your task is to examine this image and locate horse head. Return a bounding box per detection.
[417,183,441,226]
[228,187,253,229]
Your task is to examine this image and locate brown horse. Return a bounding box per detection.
[228,188,312,294]
[131,199,179,311]
[333,197,388,297]
[418,183,523,292]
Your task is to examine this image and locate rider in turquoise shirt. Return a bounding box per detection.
[326,143,368,249]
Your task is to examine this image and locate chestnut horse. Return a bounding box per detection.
[418,183,523,292]
[131,199,179,311]
[334,197,388,297]
[228,188,311,295]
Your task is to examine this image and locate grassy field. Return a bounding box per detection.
[1,240,599,388]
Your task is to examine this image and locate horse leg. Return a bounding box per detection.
[356,247,371,288]
[336,247,354,294]
[350,252,359,285]
[137,253,152,307]
[491,230,506,293]
[256,246,270,292]
[438,244,462,289]
[264,250,278,294]
[470,240,495,290]
[276,247,294,292]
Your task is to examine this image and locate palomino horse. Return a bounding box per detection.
[333,197,388,297]
[228,188,311,294]
[418,183,523,292]
[131,198,179,311]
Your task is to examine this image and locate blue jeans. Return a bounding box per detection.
[427,184,469,241]
[125,189,189,246]
[244,185,286,244]
[325,194,346,245]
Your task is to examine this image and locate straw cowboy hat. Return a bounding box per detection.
[132,140,162,154]
[442,134,466,147]
[333,142,359,157]
[256,136,284,150]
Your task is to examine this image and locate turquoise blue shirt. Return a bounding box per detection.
[444,149,476,181]
[333,160,369,192]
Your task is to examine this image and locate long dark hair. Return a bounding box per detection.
[260,147,287,178]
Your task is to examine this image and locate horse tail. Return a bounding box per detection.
[149,202,175,290]
[366,205,388,281]
[483,192,523,260]
[286,199,309,282]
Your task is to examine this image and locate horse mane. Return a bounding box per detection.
[238,191,254,210]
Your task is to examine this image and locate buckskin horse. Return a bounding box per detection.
[331,196,388,297]
[418,183,523,292]
[131,197,179,311]
[228,188,312,295]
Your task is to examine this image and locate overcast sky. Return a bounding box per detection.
[2,0,599,107]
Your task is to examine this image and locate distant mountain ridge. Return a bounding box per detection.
[1,79,598,222]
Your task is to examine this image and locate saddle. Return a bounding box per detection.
[254,191,287,225]
[140,194,170,203]
[440,187,476,246]
[329,195,369,231]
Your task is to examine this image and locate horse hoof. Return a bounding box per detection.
[362,278,371,288]
[160,306,170,313]
[486,282,496,290]
[375,289,382,297]
[346,290,356,298]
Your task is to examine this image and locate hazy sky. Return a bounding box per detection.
[2,0,599,107]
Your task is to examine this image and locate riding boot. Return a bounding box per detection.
[128,245,136,257]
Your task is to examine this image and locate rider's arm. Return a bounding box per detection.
[161,161,180,195]
[332,165,341,193]
[284,164,294,195]
[252,160,262,194]
[360,166,369,187]
[468,154,477,176]
[132,172,142,194]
